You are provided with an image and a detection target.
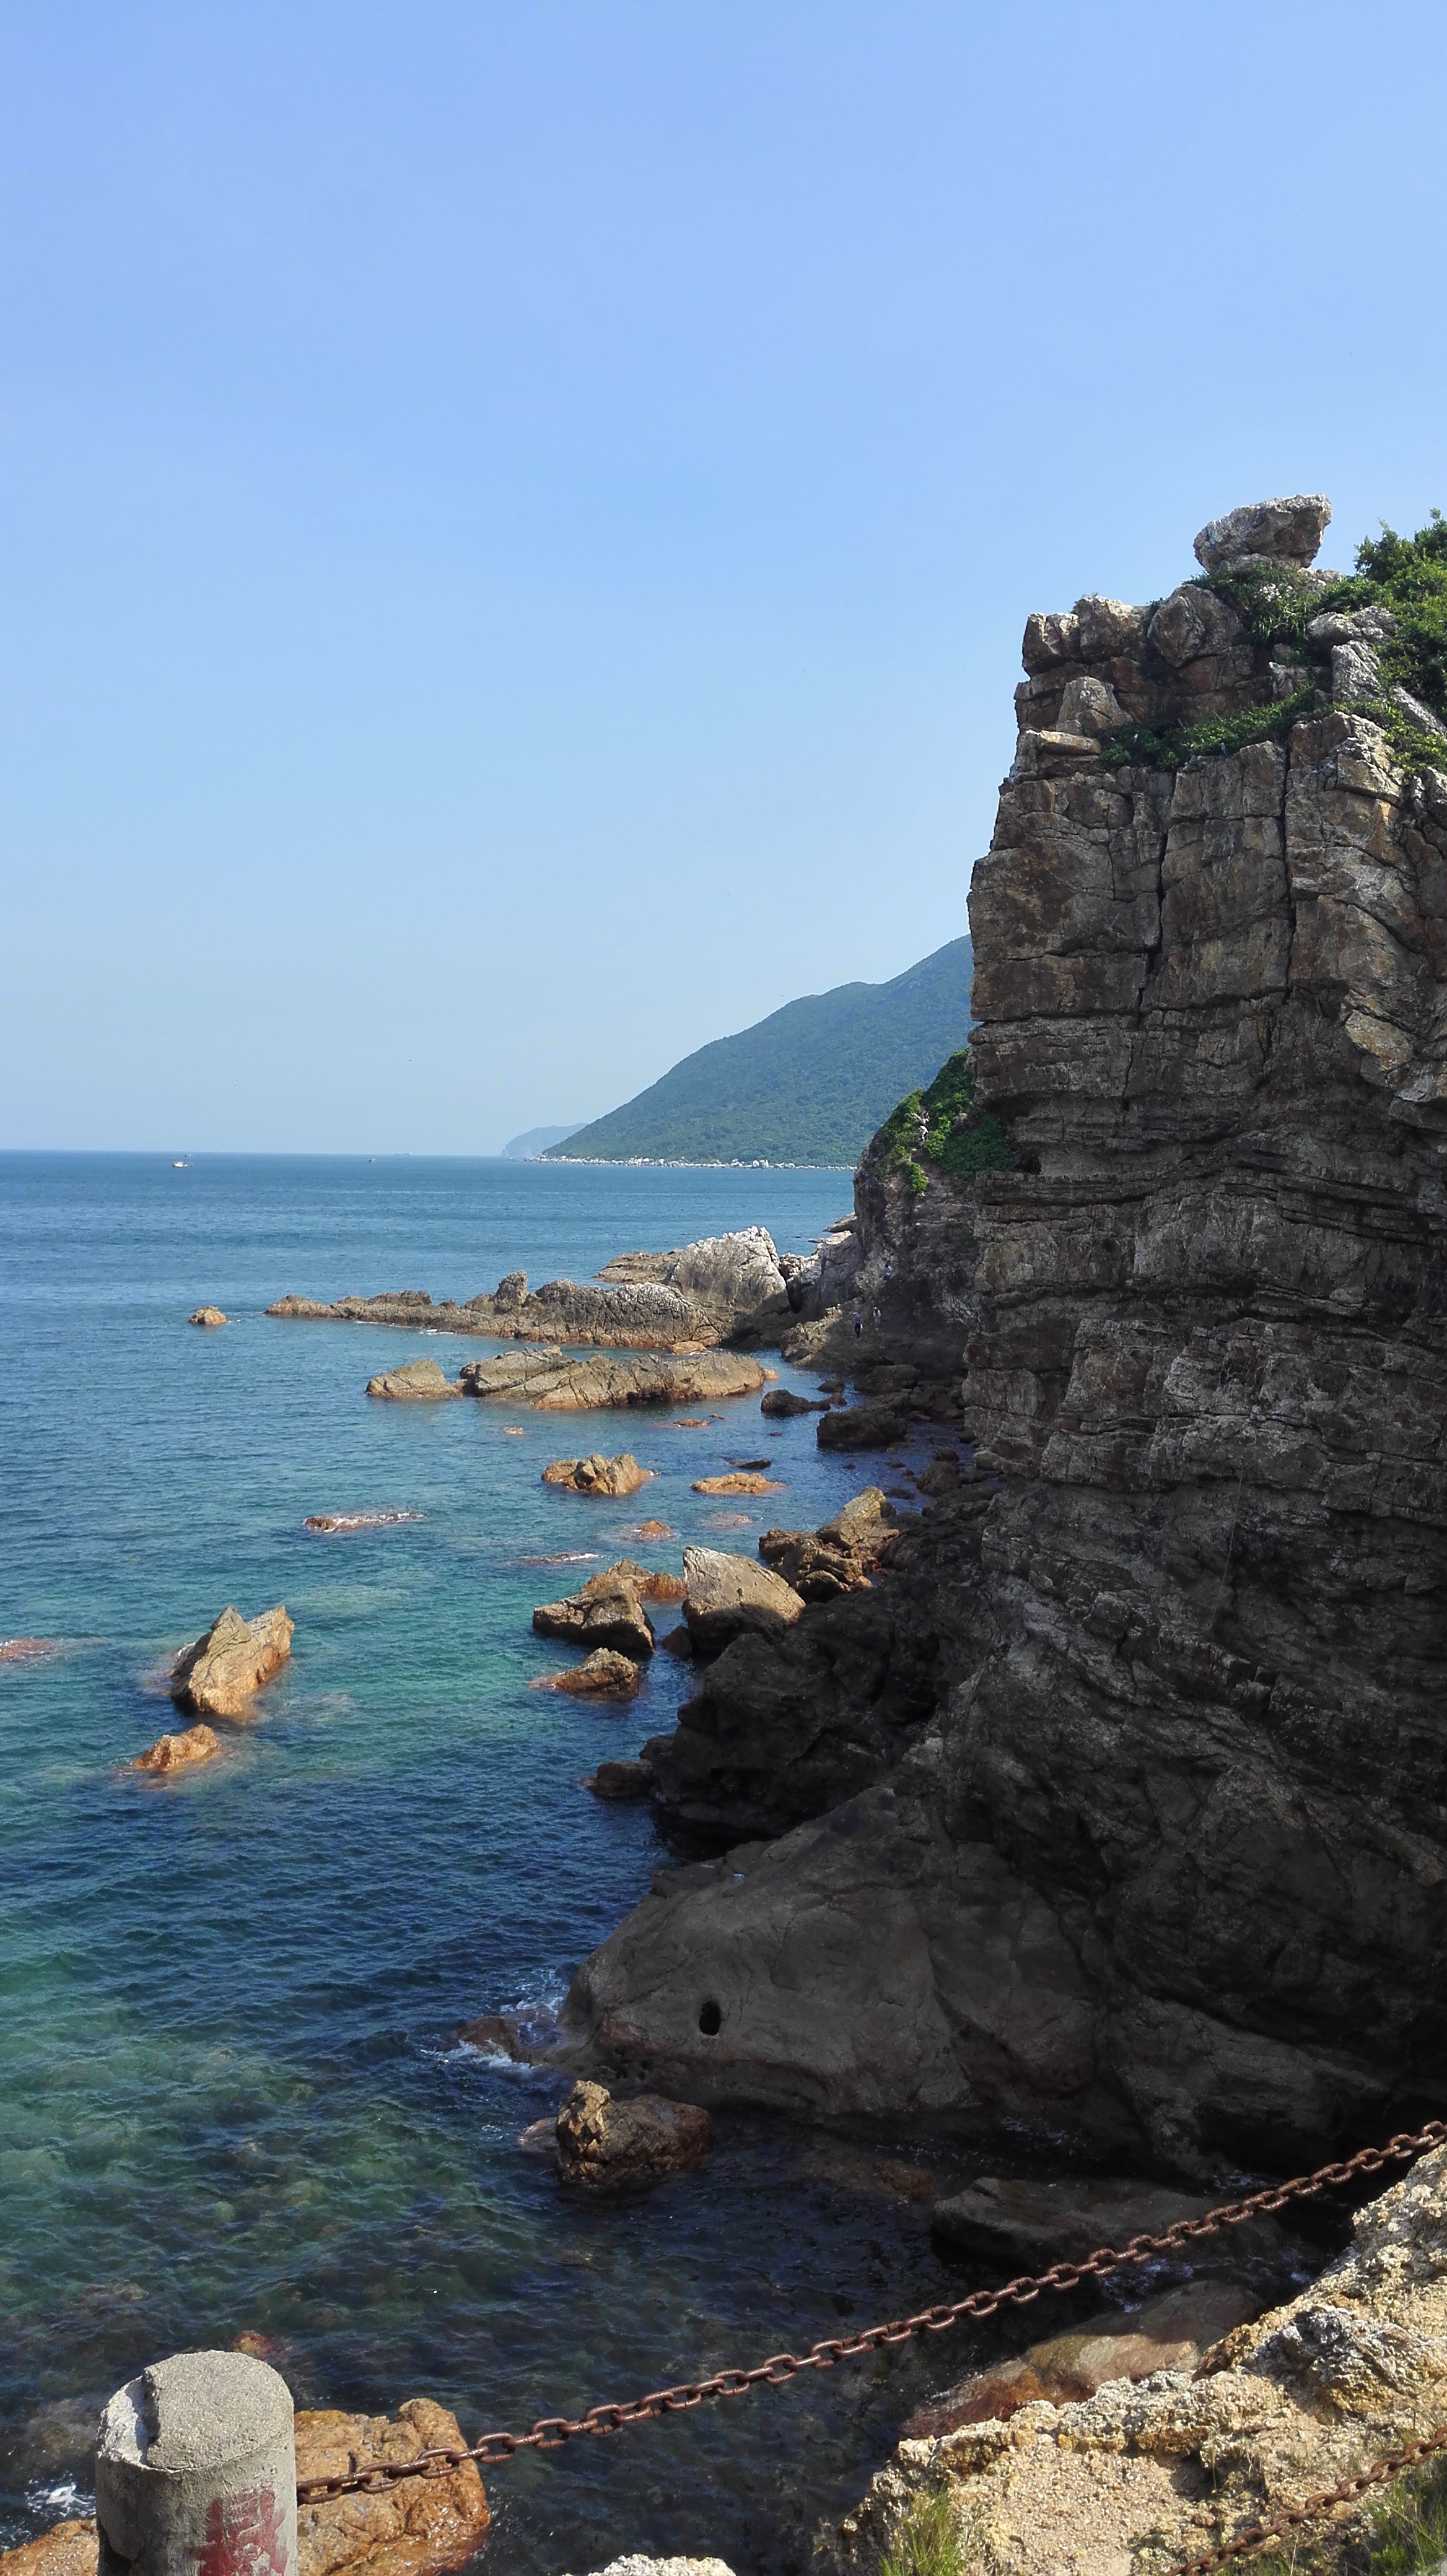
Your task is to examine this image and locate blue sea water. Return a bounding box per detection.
[0,1155,995,2575]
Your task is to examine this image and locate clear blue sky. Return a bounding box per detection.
[4,2,1446,1152]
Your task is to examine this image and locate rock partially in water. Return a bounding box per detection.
[1,2401,490,2576]
[533,1569,656,1660]
[837,2144,1447,2576]
[758,1488,899,1601]
[621,1518,674,1541]
[903,2276,1262,2438]
[0,1637,68,1666]
[188,1305,227,1327]
[456,1351,766,1412]
[817,1400,914,1451]
[760,1387,828,1417]
[681,1548,804,1653]
[129,1723,220,1776]
[294,2397,489,2576]
[691,1473,783,1495]
[542,1453,652,1497]
[929,2171,1228,2268]
[585,1759,654,1801]
[532,1650,642,1699]
[555,2079,712,2188]
[303,1510,421,1534]
[364,1357,461,1401]
[170,1606,292,1720]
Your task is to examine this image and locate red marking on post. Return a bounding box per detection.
[195,2487,289,2576]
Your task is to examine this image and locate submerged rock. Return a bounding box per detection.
[170,1606,292,1720]
[554,2079,712,2188]
[542,1452,652,1497]
[903,2276,1262,2438]
[929,2171,1230,2268]
[129,1723,220,1776]
[364,1357,461,1400]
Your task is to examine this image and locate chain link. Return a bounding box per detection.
[293,2118,1447,2505]
[1174,2422,1447,2574]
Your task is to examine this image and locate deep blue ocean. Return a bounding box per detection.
[0,1154,997,2576]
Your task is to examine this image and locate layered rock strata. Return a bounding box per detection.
[561,497,1447,2178]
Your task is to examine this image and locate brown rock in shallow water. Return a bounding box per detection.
[532,1569,655,1660]
[691,1473,783,1495]
[555,2079,711,2187]
[456,1350,765,1411]
[531,1649,642,1698]
[365,1358,461,1400]
[903,2276,1262,2438]
[294,2398,489,2576]
[188,1306,227,1327]
[170,1606,292,1720]
[129,1723,220,1776]
[542,1451,652,1497]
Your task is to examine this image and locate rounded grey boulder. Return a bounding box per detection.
[1192,492,1331,572]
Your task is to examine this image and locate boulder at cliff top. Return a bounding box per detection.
[365,1357,461,1400]
[129,1723,219,1776]
[681,1547,804,1653]
[533,1569,655,1660]
[542,1452,651,1497]
[555,2078,712,2187]
[170,1606,292,1719]
[1192,490,1331,570]
[188,1306,226,1327]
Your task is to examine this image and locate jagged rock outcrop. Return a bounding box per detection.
[170,1606,293,1719]
[559,497,1447,2180]
[533,1567,657,1660]
[554,2078,712,2187]
[542,1451,652,1495]
[268,1230,789,1351]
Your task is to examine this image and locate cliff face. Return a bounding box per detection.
[563,498,1447,2178]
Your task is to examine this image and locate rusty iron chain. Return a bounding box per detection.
[293,2118,1447,2505]
[1173,2421,1447,2574]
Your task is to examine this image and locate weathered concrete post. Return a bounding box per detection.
[95,2352,297,2576]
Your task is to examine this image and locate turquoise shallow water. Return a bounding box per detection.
[0,1154,1003,2575]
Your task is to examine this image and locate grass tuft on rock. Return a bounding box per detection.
[874,1049,1010,1194]
[1102,511,1447,784]
[877,2487,965,2576]
[1252,2447,1447,2576]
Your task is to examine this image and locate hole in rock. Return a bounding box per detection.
[697,1999,722,2036]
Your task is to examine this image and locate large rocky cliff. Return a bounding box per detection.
[561,497,1447,2180]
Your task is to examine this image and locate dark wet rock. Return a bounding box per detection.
[817,1401,916,1451]
[758,1488,900,1599]
[929,2172,1232,2268]
[760,1387,828,1417]
[554,2079,712,2187]
[585,1760,654,1801]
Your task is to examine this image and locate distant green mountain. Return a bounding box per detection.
[545,937,973,1167]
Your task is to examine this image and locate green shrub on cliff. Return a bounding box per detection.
[1101,510,1447,783]
[875,1048,1010,1194]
